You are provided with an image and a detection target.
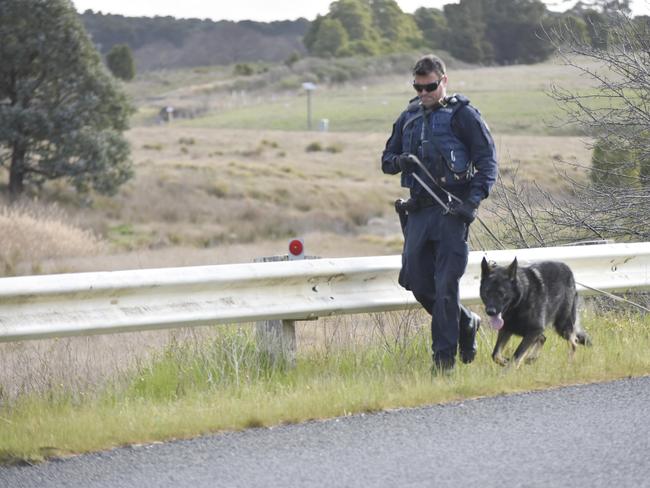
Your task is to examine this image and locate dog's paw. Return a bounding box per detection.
[493,355,509,367]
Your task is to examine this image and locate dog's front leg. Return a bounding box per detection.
[524,334,546,364]
[512,333,545,369]
[492,328,513,366]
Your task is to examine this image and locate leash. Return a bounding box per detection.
[574,281,650,313]
[406,154,506,250]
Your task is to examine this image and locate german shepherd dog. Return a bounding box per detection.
[480,257,591,367]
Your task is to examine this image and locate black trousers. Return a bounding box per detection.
[400,205,472,365]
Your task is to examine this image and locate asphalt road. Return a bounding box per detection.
[2,376,649,488]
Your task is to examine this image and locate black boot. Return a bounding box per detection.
[459,312,481,364]
[431,354,455,376]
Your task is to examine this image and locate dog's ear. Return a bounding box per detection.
[508,257,518,281]
[481,256,490,276]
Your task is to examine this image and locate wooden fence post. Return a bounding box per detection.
[254,240,313,366]
[255,318,296,366]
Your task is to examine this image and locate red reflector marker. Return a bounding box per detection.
[289,239,304,257]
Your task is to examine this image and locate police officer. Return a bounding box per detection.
[382,54,498,372]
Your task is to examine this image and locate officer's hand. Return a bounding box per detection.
[394,198,408,213]
[397,153,417,174]
[450,200,478,224]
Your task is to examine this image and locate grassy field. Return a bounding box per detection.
[2,55,643,465]
[168,62,591,135]
[127,57,602,135]
[175,85,570,134]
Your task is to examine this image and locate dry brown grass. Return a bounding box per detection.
[494,133,591,184]
[0,203,104,275]
[0,126,592,275]
[0,332,167,400]
[120,127,392,232]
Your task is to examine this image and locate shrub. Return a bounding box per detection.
[142,143,163,151]
[106,44,136,81]
[306,142,323,152]
[233,63,255,76]
[591,137,639,187]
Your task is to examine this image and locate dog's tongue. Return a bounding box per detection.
[489,313,504,330]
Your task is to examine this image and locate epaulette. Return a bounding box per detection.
[443,93,470,106]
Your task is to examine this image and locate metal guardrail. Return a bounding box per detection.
[0,242,648,343]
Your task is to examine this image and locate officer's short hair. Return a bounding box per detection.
[413,55,446,77]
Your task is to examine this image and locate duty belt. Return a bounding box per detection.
[414,191,450,208]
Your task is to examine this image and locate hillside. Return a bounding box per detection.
[79,10,310,70]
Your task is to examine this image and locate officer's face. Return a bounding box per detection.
[413,72,447,109]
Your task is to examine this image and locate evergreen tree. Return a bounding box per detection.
[483,0,553,64]
[414,7,449,50]
[330,0,376,42]
[547,13,590,45]
[106,43,136,81]
[370,0,422,51]
[0,0,134,200]
[303,15,325,53]
[329,0,381,55]
[585,9,614,49]
[591,137,639,187]
[306,0,424,57]
[444,0,493,63]
[312,18,350,57]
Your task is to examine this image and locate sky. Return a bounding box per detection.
[72,0,650,22]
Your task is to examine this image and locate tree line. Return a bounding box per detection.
[79,10,309,54]
[304,0,648,65]
[79,10,309,71]
[76,1,648,69]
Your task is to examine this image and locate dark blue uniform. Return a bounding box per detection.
[382,94,497,367]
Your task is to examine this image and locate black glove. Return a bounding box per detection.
[397,153,416,174]
[394,198,408,214]
[450,200,478,224]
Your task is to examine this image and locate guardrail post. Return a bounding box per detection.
[255,319,296,366]
[254,249,303,366]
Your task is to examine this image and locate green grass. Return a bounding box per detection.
[1,310,649,465]
[178,82,582,135]
[169,59,605,136]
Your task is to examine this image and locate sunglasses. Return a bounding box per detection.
[412,79,443,93]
